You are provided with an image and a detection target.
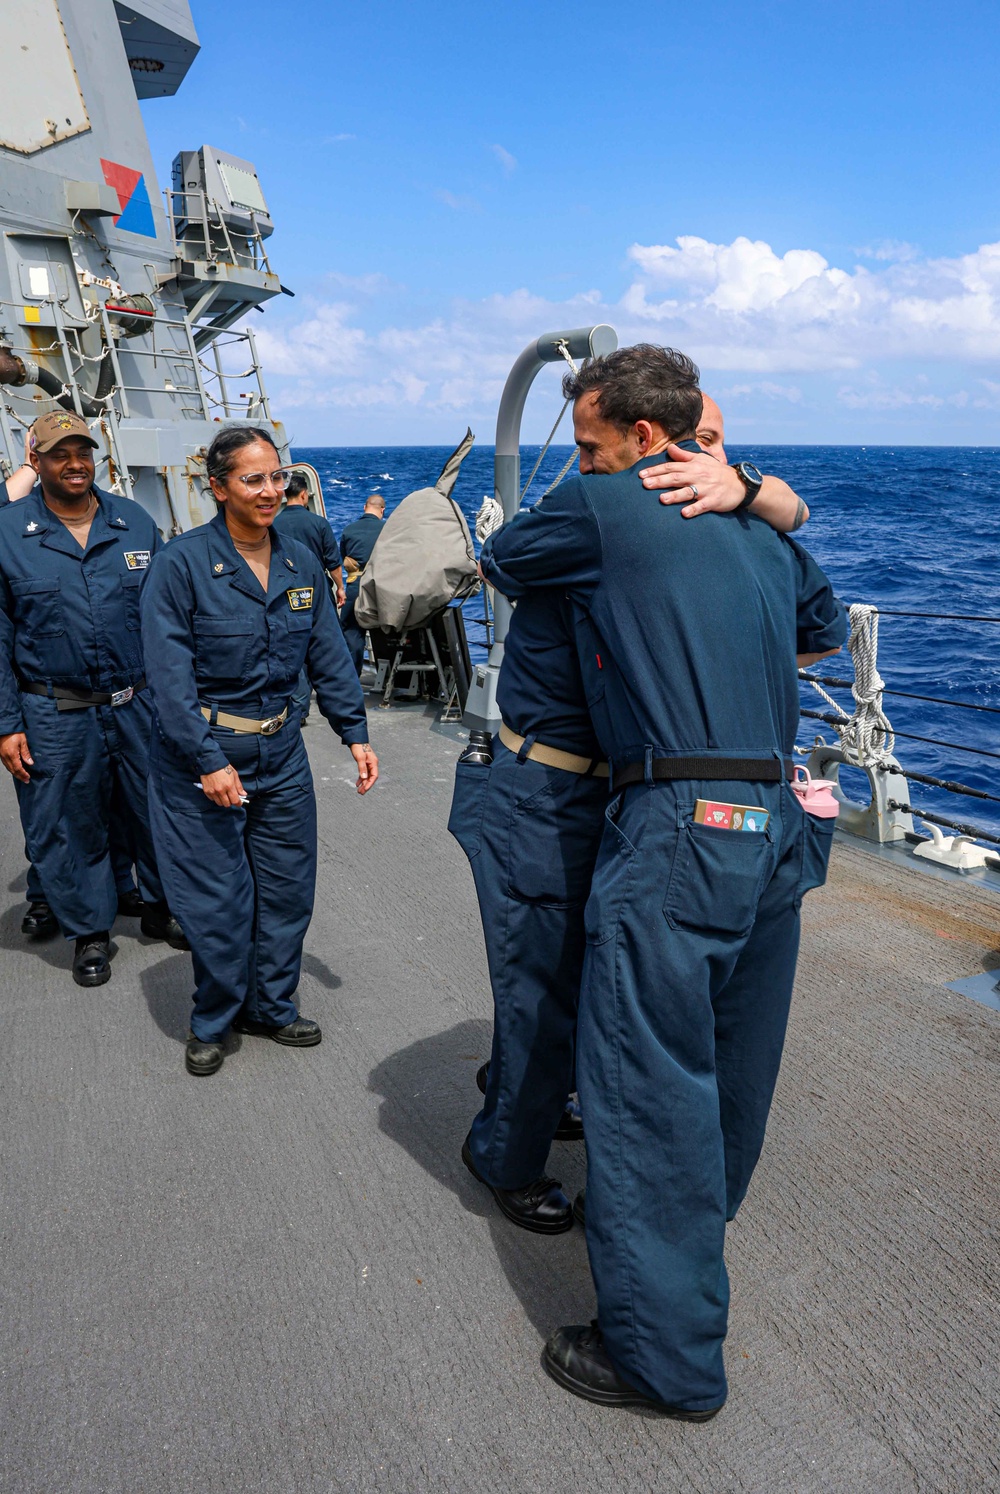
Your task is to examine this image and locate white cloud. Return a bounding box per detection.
[490,143,517,175]
[434,189,481,213]
[836,385,970,410]
[251,233,1000,439]
[623,234,1000,369]
[854,240,918,263]
[716,381,804,404]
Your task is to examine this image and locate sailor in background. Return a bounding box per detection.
[0,411,185,987]
[141,426,378,1078]
[339,493,385,674]
[0,426,151,936]
[453,393,812,1234]
[482,344,845,1418]
[272,470,345,724]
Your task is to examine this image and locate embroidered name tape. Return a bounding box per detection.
[123,551,151,570]
[287,587,314,610]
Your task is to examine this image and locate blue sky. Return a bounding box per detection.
[141,0,1000,444]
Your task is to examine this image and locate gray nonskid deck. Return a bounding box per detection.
[1,703,998,1493]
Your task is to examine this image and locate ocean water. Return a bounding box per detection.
[293,443,1000,840]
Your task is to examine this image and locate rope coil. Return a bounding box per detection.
[806,603,895,763]
[475,495,505,543]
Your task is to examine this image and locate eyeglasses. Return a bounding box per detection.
[236,468,293,494]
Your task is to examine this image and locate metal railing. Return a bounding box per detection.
[0,296,276,492]
[799,605,1000,851]
[163,187,272,274]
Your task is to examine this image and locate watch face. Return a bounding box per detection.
[740,462,763,484]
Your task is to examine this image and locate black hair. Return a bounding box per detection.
[284,471,309,499]
[206,424,280,484]
[562,344,703,439]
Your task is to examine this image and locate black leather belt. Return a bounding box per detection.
[21,679,146,712]
[611,755,794,792]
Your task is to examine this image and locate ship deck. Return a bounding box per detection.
[1,702,998,1494]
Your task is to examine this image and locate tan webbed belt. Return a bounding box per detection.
[201,705,288,736]
[499,723,609,778]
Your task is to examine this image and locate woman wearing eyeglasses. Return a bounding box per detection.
[141,426,378,1077]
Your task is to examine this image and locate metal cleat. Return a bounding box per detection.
[912,824,992,873]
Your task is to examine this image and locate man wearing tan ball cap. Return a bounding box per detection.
[29,409,100,453]
[0,410,186,988]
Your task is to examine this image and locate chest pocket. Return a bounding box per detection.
[193,616,255,679]
[120,574,142,630]
[279,609,313,672]
[10,577,65,637]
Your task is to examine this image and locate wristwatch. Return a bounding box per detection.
[731,461,764,511]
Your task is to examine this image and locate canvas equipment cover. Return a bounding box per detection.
[354,429,481,631]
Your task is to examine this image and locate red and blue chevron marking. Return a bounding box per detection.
[100,159,156,238]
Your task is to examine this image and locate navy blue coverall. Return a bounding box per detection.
[140,512,368,1043]
[339,512,384,674]
[448,590,606,1188]
[273,504,343,720]
[483,458,846,1412]
[0,486,165,937]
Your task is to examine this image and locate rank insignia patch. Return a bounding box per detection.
[123,550,151,570]
[287,587,314,610]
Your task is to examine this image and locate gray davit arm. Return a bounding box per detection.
[462,323,617,738]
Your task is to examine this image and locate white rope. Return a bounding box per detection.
[519,398,571,502]
[542,445,580,494]
[517,341,583,503]
[475,495,505,543]
[806,602,895,763]
[556,342,578,376]
[478,341,584,535]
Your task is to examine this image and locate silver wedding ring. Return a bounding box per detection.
[690,485,699,498]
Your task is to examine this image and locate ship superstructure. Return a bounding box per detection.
[0,0,288,532]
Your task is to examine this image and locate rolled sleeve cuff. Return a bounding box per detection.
[0,713,24,735]
[798,622,847,654]
[340,724,370,746]
[195,741,230,775]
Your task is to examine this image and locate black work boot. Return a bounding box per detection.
[461,1134,573,1234]
[116,887,145,918]
[22,900,59,939]
[73,933,111,987]
[543,1322,725,1418]
[233,1015,322,1046]
[140,901,190,950]
[476,1060,584,1142]
[185,1035,224,1076]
